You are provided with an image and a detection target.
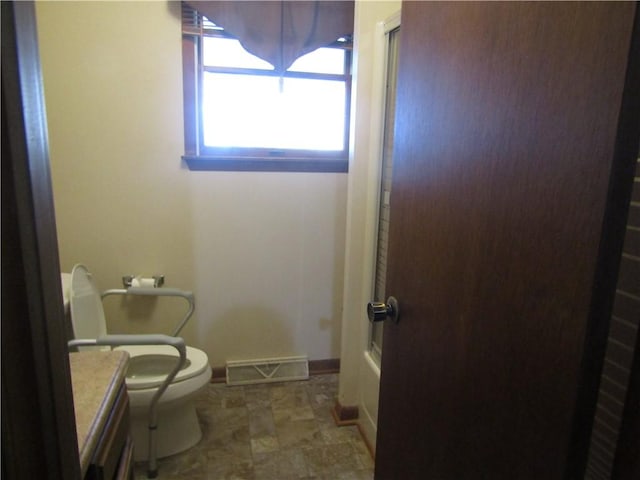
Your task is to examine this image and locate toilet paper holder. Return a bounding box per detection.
[103,278,195,337]
[122,275,165,288]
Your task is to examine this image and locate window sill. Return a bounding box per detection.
[183,155,348,173]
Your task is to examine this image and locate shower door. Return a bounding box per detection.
[369,24,400,363]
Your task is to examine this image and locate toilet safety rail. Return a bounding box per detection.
[101,288,195,337]
[68,334,186,479]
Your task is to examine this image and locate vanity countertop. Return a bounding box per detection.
[69,350,129,477]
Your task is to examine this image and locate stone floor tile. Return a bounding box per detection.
[134,375,375,480]
[270,384,311,410]
[275,418,324,448]
[205,458,255,480]
[250,435,280,455]
[334,470,375,480]
[319,423,360,445]
[253,449,309,480]
[204,425,252,463]
[248,406,277,437]
[133,447,207,480]
[302,442,362,478]
[272,404,316,423]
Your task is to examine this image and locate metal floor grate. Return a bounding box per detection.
[225,355,309,385]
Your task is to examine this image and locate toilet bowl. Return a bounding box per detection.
[116,344,211,460]
[67,264,212,461]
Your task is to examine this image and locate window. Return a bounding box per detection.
[182,7,352,172]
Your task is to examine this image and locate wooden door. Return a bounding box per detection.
[375,3,640,479]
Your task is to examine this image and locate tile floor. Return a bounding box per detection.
[134,374,374,479]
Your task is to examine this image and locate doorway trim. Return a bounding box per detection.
[2,2,80,478]
[337,5,401,455]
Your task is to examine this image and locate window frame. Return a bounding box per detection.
[181,15,352,173]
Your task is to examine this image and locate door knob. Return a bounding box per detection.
[367,296,399,324]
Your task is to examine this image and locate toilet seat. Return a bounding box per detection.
[115,344,209,389]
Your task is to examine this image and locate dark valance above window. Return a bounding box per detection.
[184,0,354,75]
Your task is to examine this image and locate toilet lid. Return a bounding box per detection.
[61,273,72,313]
[69,264,108,349]
[115,344,210,389]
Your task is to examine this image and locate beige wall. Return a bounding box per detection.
[36,1,347,367]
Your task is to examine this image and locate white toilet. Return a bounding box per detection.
[66,264,212,461]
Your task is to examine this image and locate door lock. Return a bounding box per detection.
[367,296,400,324]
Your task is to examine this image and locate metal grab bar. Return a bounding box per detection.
[101,288,195,337]
[69,334,186,479]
